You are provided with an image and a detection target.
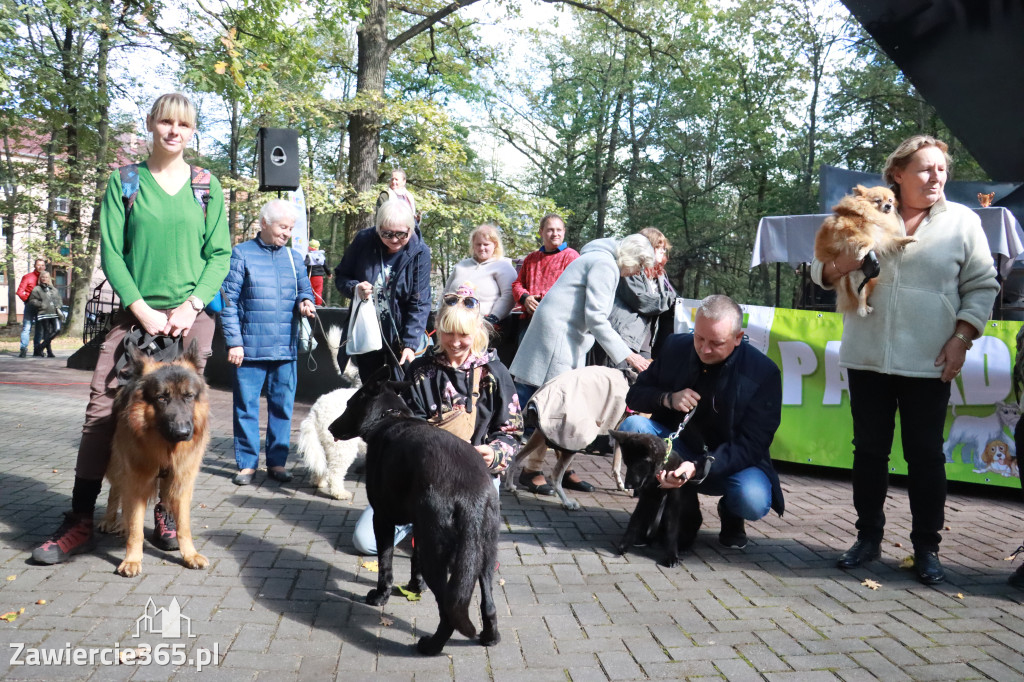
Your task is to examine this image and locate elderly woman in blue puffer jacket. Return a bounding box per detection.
[221,199,316,486]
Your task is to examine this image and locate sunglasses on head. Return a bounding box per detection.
[380,229,410,241]
[442,294,479,309]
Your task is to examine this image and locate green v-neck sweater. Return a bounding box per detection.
[100,162,231,309]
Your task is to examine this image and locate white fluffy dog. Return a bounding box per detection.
[298,386,366,500]
[298,326,365,501]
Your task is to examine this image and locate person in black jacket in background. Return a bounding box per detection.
[619,294,784,551]
[334,200,431,383]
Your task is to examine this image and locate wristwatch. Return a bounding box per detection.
[186,295,205,312]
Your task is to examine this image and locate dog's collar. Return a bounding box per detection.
[661,438,674,466]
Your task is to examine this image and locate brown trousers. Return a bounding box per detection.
[74,309,216,480]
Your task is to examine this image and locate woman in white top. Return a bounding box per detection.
[444,224,517,327]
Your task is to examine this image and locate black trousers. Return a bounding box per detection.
[847,369,951,552]
[36,317,59,354]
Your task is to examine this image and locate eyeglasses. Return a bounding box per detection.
[442,294,479,309]
[379,229,410,241]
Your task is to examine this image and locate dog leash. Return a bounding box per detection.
[661,407,714,485]
[304,308,344,374]
[661,407,698,463]
[856,250,880,293]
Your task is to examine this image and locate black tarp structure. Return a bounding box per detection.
[826,2,1024,317]
[840,0,1024,182]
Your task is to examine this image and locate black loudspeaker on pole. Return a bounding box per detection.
[257,128,300,192]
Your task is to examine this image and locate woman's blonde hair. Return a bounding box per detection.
[148,93,197,129]
[435,295,491,355]
[882,135,951,197]
[469,224,504,260]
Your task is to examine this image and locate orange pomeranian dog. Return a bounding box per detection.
[814,185,917,317]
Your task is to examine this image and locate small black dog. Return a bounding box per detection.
[610,429,712,568]
[329,369,500,656]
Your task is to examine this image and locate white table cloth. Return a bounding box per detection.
[751,207,1024,277]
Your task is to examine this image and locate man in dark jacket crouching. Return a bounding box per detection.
[620,294,784,551]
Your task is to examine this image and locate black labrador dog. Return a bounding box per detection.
[329,369,500,655]
[610,429,713,568]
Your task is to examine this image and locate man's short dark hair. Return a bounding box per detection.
[539,213,563,231]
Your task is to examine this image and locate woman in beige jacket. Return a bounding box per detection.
[811,135,999,586]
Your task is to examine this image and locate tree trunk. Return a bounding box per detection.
[595,91,624,239]
[229,97,239,242]
[60,24,90,341]
[343,0,483,245]
[2,134,20,327]
[345,0,393,245]
[69,13,112,340]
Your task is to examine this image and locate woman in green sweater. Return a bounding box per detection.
[32,93,231,565]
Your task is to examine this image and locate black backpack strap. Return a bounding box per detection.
[119,164,140,256]
[190,166,212,218]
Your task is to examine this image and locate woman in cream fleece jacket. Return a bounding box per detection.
[811,135,999,586]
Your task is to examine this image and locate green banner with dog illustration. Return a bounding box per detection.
[677,300,1022,488]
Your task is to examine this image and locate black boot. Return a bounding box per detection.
[717,498,747,549]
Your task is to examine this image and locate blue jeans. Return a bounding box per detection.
[619,414,772,521]
[232,359,297,471]
[20,303,40,352]
[352,478,501,555]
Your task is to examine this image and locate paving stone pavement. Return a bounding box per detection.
[2,351,1024,680]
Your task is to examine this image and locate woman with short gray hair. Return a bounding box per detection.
[509,234,655,494]
[335,199,432,382]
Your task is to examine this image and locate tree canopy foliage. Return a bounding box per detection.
[0,0,988,327]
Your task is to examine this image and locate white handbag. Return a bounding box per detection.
[298,317,317,354]
[346,296,383,355]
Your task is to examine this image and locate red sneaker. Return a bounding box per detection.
[31,511,96,565]
[151,502,179,551]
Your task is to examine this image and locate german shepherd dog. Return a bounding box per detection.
[611,430,712,568]
[329,371,500,656]
[97,341,210,578]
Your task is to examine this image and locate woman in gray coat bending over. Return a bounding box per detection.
[509,233,655,494]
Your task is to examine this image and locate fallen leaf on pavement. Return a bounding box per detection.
[1,608,25,622]
[899,555,915,569]
[380,616,393,626]
[35,600,46,605]
[956,593,964,599]
[861,579,882,590]
[396,585,421,601]
[362,560,379,572]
